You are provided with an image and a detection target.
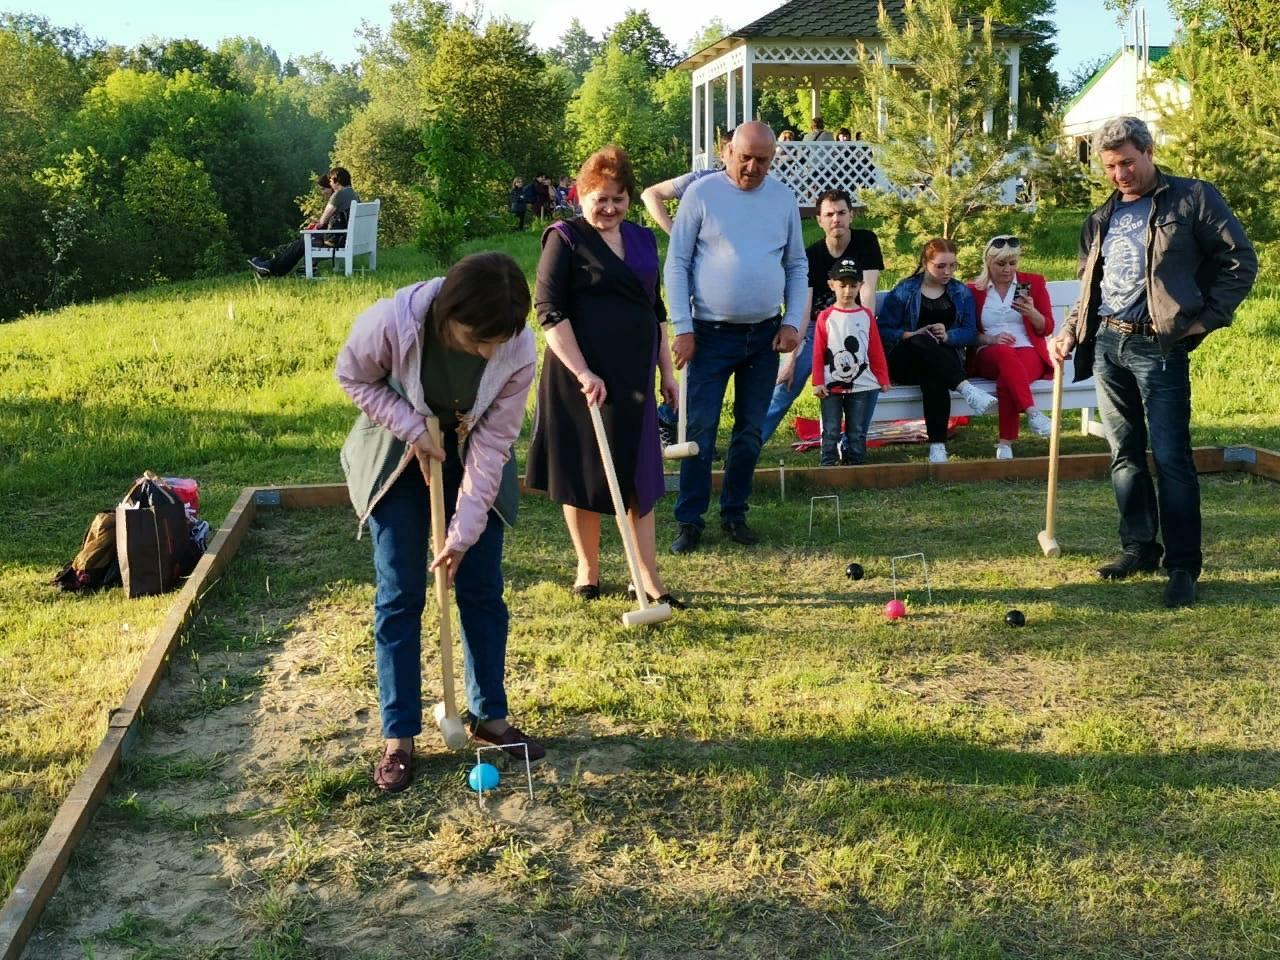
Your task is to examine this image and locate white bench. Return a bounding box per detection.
[870,279,1104,437]
[303,199,380,278]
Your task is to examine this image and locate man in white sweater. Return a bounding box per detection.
[663,121,808,553]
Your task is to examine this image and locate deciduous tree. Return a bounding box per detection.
[546,18,601,83]
[1149,21,1280,242]
[606,9,679,74]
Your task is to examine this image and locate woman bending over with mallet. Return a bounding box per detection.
[337,252,546,793]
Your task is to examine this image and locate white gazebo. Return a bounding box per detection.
[676,0,1038,205]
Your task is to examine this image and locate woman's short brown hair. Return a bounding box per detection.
[576,145,636,202]
[431,251,530,345]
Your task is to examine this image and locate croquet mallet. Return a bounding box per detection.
[662,367,699,460]
[1038,359,1065,559]
[426,417,469,749]
[588,402,673,627]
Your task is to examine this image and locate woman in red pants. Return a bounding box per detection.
[967,235,1055,459]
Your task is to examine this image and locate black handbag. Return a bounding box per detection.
[115,472,196,598]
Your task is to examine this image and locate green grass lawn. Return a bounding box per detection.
[2,209,1279,949]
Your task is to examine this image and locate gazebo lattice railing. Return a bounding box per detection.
[679,0,1036,207]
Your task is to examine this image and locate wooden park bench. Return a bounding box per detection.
[869,279,1104,437]
[302,199,380,278]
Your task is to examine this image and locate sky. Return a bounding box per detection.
[19,0,1179,80]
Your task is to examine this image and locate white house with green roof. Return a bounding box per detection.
[1062,44,1189,162]
[676,0,1039,205]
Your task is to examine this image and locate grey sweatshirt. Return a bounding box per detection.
[663,171,808,336]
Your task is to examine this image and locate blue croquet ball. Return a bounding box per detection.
[468,762,500,792]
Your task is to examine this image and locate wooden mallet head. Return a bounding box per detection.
[622,602,673,627]
[433,701,469,750]
[662,441,699,460]
[663,370,698,459]
[1037,530,1061,559]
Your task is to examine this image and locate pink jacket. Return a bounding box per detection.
[336,278,536,553]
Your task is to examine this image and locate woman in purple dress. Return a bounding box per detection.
[526,145,682,606]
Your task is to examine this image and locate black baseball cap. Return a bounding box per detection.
[828,258,862,282]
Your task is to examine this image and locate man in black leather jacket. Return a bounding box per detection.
[1052,116,1257,608]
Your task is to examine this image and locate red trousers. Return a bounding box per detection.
[969,346,1052,440]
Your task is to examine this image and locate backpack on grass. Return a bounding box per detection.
[51,510,122,592]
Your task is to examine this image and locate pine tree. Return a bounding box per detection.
[857,0,1026,254]
[1149,17,1280,243]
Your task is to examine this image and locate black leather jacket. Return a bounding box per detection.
[1063,169,1257,380]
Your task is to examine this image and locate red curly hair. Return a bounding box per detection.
[576,145,637,201]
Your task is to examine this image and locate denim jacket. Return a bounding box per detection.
[876,275,978,358]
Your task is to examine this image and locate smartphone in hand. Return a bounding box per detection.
[1016,281,1032,300]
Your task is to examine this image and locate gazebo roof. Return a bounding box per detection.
[679,0,1042,70]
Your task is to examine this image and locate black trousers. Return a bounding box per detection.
[269,236,346,276]
[268,237,305,276]
[888,335,967,442]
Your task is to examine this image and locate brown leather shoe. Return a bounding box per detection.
[473,723,546,762]
[374,746,414,793]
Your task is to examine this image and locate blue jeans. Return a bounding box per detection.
[675,317,782,529]
[760,329,815,444]
[367,451,509,738]
[820,390,879,465]
[1092,324,1201,576]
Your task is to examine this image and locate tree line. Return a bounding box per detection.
[3,0,1144,322]
[0,14,364,320]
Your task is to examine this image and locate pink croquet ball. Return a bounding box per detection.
[883,599,907,620]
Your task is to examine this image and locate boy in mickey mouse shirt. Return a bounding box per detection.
[812,259,890,465]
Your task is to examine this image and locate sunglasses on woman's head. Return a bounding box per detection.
[989,236,1020,249]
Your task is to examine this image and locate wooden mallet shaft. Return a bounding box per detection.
[426,418,468,749]
[1038,360,1064,559]
[588,403,672,627]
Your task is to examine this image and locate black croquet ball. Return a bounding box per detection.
[845,562,865,581]
[1005,609,1026,627]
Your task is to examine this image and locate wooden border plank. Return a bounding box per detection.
[0,487,259,960]
[0,728,132,960]
[1249,447,1280,482]
[703,446,1234,492]
[276,484,349,510]
[1192,447,1228,473]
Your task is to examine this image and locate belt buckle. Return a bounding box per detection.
[1105,317,1152,337]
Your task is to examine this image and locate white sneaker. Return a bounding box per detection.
[995,442,1014,460]
[1027,408,1053,438]
[928,443,949,464]
[959,382,998,416]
